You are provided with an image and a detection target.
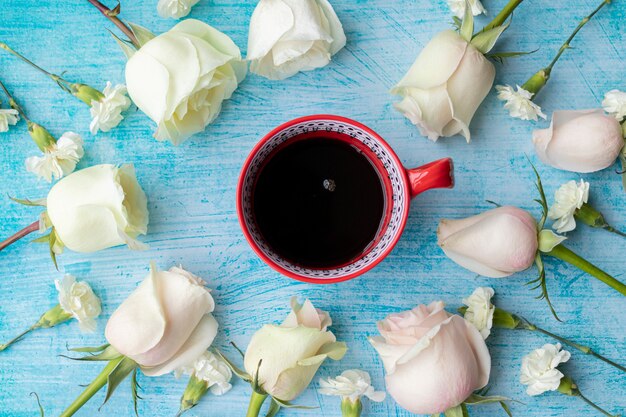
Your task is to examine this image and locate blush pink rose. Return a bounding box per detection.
[369,301,491,415]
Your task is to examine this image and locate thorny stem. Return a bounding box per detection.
[0,221,39,252]
[0,78,30,122]
[482,0,524,31]
[86,0,141,48]
[545,0,611,72]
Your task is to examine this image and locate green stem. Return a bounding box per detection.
[523,322,626,373]
[0,43,71,92]
[0,220,39,252]
[603,225,626,238]
[246,391,268,417]
[575,203,626,238]
[545,0,610,72]
[482,0,524,31]
[0,78,30,122]
[546,244,626,296]
[59,356,124,417]
[0,324,38,352]
[341,398,363,417]
[576,390,618,417]
[86,0,141,48]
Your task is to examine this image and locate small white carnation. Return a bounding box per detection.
[548,180,589,233]
[462,287,495,339]
[496,85,547,121]
[89,82,131,134]
[0,108,19,132]
[176,351,232,395]
[448,0,486,18]
[520,343,571,396]
[25,132,84,182]
[157,0,200,19]
[602,89,626,120]
[55,275,102,333]
[319,369,386,403]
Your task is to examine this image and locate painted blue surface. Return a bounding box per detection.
[0,1,624,416]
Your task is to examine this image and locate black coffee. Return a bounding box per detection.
[253,136,385,268]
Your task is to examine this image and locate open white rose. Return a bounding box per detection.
[392,30,495,142]
[126,19,247,145]
[520,343,571,396]
[462,287,495,339]
[243,298,347,401]
[369,301,490,414]
[46,164,149,253]
[55,275,102,333]
[437,206,538,278]
[105,264,218,377]
[247,0,346,80]
[533,110,624,173]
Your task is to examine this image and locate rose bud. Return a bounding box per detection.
[391,30,496,142]
[533,110,624,173]
[105,265,218,376]
[437,206,538,278]
[369,302,490,415]
[46,164,149,253]
[243,298,347,402]
[125,19,247,145]
[246,0,346,80]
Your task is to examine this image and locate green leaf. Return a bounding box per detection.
[460,0,474,42]
[530,254,561,322]
[213,348,251,382]
[271,397,317,410]
[127,22,156,46]
[265,399,281,417]
[69,343,110,353]
[619,153,626,192]
[452,16,462,31]
[444,404,467,417]
[9,196,46,206]
[109,29,136,60]
[230,341,245,359]
[131,369,141,416]
[527,158,548,229]
[465,394,511,405]
[49,230,59,271]
[500,401,513,417]
[61,345,122,361]
[32,234,51,244]
[487,49,538,64]
[101,357,137,408]
[486,200,501,207]
[471,22,509,54]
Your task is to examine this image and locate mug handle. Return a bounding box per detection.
[406,158,454,198]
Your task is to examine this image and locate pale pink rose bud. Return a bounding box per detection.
[369,302,491,414]
[532,109,624,173]
[437,206,538,278]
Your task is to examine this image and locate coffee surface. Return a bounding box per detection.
[253,136,385,268]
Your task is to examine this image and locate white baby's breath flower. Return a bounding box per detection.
[602,89,626,120]
[496,85,547,121]
[176,351,233,395]
[89,82,131,134]
[25,132,84,182]
[462,287,495,339]
[157,0,200,19]
[0,107,19,132]
[55,275,102,333]
[448,0,486,18]
[520,343,571,396]
[548,180,589,233]
[319,369,386,403]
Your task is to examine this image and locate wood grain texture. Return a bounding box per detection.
[0,0,624,416]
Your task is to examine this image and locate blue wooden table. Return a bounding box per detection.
[0,1,624,416]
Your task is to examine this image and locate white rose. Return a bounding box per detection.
[157,0,200,19]
[247,0,346,80]
[520,343,571,396]
[46,164,149,253]
[176,351,233,395]
[55,274,102,333]
[462,287,495,339]
[126,19,247,145]
[243,297,347,401]
[437,206,538,278]
[548,180,589,233]
[369,302,490,414]
[105,264,218,377]
[533,110,624,173]
[391,30,496,142]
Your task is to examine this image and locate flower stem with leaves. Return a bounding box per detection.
[85,0,141,48]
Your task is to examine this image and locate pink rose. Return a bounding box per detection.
[369,302,490,414]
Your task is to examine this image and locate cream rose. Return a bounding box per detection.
[45,164,148,253]
[105,264,218,377]
[369,302,490,414]
[533,110,624,173]
[126,19,247,145]
[391,30,496,142]
[243,298,347,401]
[437,206,538,278]
[247,0,346,80]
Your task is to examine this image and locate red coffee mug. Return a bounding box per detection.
[237,115,454,284]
